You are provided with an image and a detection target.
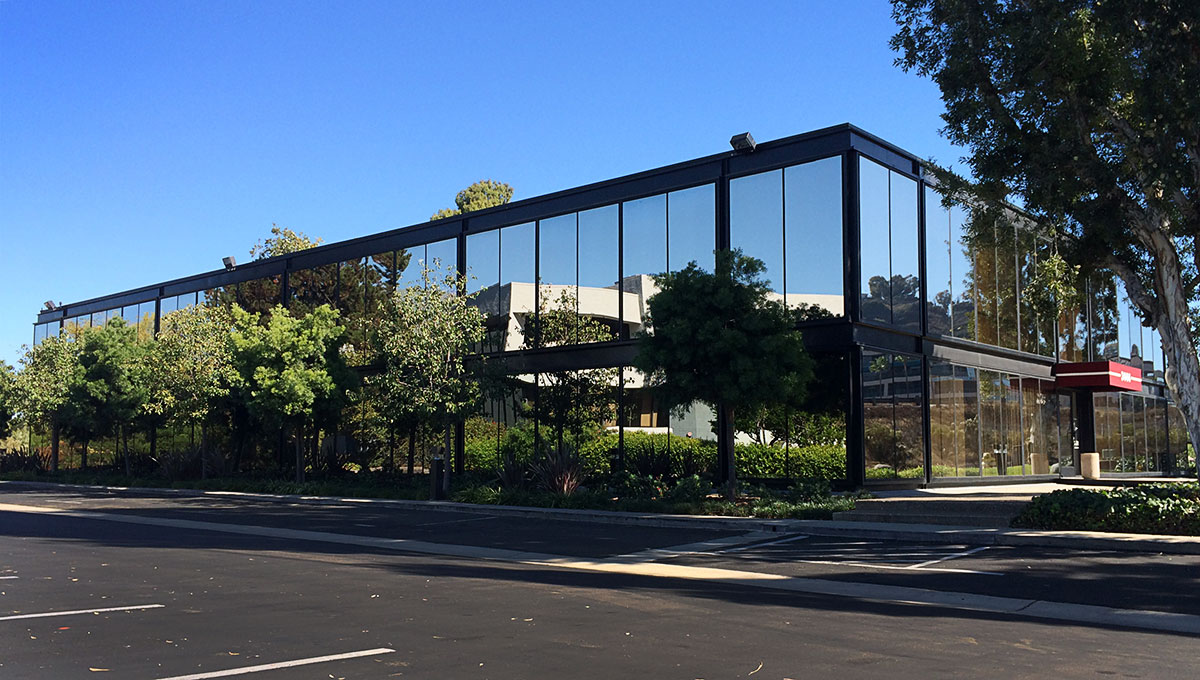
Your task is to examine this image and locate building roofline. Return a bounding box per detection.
[37,123,922,323]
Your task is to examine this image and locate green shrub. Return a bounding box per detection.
[1013,484,1200,535]
[735,443,846,480]
[611,471,667,500]
[665,474,711,503]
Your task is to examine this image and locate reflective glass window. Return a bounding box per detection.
[785,156,844,316]
[996,225,1018,350]
[667,184,714,272]
[859,158,892,325]
[500,222,536,350]
[889,172,920,332]
[578,205,620,342]
[538,213,579,346]
[730,169,784,295]
[621,194,666,338]
[950,204,975,340]
[974,222,999,346]
[426,238,457,276]
[924,186,952,336]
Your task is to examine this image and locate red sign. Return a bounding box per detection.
[1053,361,1143,392]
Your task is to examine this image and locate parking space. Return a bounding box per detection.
[707,535,999,574]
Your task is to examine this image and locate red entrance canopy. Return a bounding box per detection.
[1053,361,1143,392]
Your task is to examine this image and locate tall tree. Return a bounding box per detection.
[891,0,1200,464]
[229,304,355,482]
[376,262,486,488]
[14,334,81,470]
[0,361,15,441]
[633,250,816,497]
[430,179,514,221]
[148,304,237,475]
[59,319,151,473]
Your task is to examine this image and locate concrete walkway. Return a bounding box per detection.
[5,478,1200,555]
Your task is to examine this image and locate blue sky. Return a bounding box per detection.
[0,0,964,365]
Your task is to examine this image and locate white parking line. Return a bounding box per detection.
[0,603,165,621]
[786,558,1002,576]
[908,545,991,569]
[0,576,18,580]
[718,534,811,553]
[154,647,396,679]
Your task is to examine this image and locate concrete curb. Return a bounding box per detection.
[5,479,1200,555]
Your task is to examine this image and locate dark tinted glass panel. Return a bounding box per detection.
[929,359,979,477]
[667,184,714,272]
[730,169,784,294]
[1017,231,1038,354]
[290,265,337,316]
[862,350,923,480]
[859,158,891,325]
[889,172,920,332]
[240,275,281,315]
[785,156,844,316]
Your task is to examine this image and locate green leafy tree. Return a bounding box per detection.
[250,224,323,259]
[0,361,15,441]
[229,304,355,482]
[892,0,1200,466]
[633,249,816,497]
[524,287,618,454]
[58,319,151,473]
[148,304,238,475]
[14,334,81,471]
[376,262,485,486]
[430,179,514,220]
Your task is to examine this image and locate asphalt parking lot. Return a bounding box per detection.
[2,486,1200,679]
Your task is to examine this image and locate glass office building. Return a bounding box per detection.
[31,124,1189,486]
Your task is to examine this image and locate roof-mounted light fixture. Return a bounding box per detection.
[43,300,56,311]
[729,132,757,153]
[222,256,237,270]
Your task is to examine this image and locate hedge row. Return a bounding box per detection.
[1012,484,1200,535]
[465,429,847,481]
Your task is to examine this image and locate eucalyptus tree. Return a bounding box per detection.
[892,0,1200,462]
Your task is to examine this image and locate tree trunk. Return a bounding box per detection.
[122,426,130,477]
[50,421,60,472]
[443,424,452,495]
[720,404,737,500]
[200,422,210,479]
[294,424,304,484]
[1121,231,1200,478]
[81,439,88,470]
[389,429,396,473]
[407,425,416,476]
